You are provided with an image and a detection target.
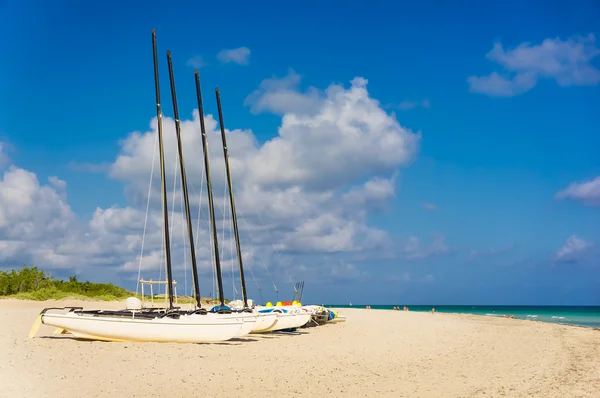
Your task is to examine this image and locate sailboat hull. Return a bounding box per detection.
[206,312,257,337]
[286,312,312,329]
[257,311,311,331]
[41,311,243,343]
[249,312,278,333]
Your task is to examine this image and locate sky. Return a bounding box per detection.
[0,0,599,305]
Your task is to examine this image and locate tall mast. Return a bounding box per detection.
[194,71,226,307]
[166,51,202,309]
[215,88,248,308]
[151,29,174,310]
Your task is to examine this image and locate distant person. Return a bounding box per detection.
[403,306,408,311]
[431,307,435,313]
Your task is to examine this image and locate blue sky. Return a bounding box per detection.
[0,0,599,305]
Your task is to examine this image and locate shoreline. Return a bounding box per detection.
[328,304,600,330]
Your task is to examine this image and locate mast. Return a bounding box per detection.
[194,71,226,308]
[215,88,248,308]
[166,51,202,309]
[151,29,175,310]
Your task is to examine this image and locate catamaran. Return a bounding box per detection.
[28,30,251,344]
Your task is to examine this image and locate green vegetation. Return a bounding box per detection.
[0,265,131,301]
[0,265,233,304]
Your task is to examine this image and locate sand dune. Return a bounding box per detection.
[1,299,599,397]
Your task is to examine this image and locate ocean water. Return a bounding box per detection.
[327,305,600,328]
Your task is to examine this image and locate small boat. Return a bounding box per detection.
[28,30,247,344]
[255,307,312,331]
[37,306,244,343]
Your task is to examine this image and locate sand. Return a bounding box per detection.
[1,300,599,398]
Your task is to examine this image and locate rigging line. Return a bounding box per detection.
[166,145,179,289]
[230,209,239,300]
[230,211,263,303]
[244,250,262,297]
[136,125,159,296]
[191,132,206,247]
[256,210,296,289]
[193,161,206,296]
[236,212,279,294]
[159,217,164,295]
[221,172,237,301]
[207,186,229,298]
[180,174,188,298]
[219,177,233,301]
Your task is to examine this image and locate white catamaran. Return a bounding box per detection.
[28,29,255,344]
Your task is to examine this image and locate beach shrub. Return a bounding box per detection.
[0,265,232,302]
[0,265,131,300]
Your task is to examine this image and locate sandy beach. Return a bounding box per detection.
[1,299,599,397]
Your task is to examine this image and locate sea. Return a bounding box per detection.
[327,305,600,328]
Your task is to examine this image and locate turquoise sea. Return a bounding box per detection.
[327,305,600,328]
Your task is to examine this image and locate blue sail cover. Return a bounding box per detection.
[258,308,288,314]
[209,305,232,312]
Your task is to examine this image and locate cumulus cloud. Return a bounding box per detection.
[555,235,593,263]
[244,73,420,189]
[244,69,322,116]
[217,47,251,65]
[555,176,600,206]
[0,74,420,294]
[343,176,396,211]
[468,34,600,97]
[0,166,80,269]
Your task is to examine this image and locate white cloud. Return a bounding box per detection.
[0,167,74,241]
[468,34,600,97]
[555,176,600,206]
[343,176,396,210]
[186,55,205,69]
[556,235,593,263]
[244,74,420,189]
[244,69,322,116]
[0,73,420,289]
[216,47,251,65]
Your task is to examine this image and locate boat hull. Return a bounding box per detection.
[249,312,278,333]
[41,311,243,343]
[261,311,311,331]
[206,312,257,337]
